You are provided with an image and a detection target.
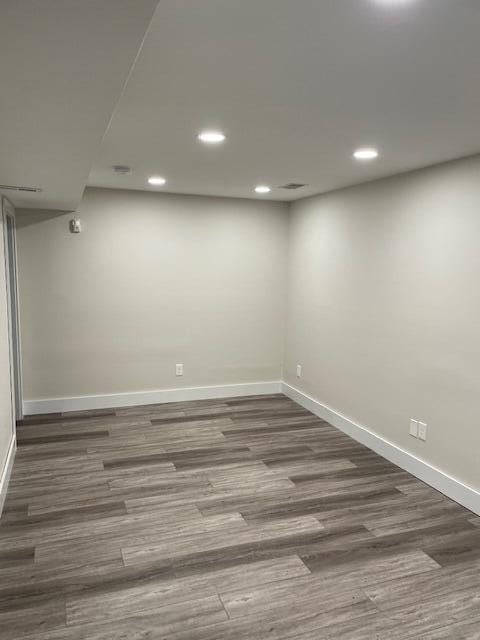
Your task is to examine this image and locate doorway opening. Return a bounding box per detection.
[2,197,23,423]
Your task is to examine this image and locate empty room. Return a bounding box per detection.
[1,1,480,638]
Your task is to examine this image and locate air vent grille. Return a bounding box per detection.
[279,183,307,190]
[112,165,132,175]
[0,184,42,193]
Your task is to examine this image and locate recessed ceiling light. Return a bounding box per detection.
[147,176,166,186]
[197,130,226,144]
[374,0,416,5]
[255,185,271,194]
[353,147,379,160]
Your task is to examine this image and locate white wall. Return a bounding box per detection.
[285,155,480,494]
[16,188,288,401]
[14,156,480,499]
[0,201,15,512]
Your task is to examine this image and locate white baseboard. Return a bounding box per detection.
[282,382,480,517]
[23,381,283,415]
[21,378,480,517]
[0,435,16,518]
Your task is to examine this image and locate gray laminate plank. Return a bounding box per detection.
[1,393,477,640]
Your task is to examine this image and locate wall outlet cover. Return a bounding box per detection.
[175,364,184,376]
[418,422,427,441]
[409,419,419,438]
[296,365,302,378]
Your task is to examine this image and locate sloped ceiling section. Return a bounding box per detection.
[0,0,159,210]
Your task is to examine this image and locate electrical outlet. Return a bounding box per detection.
[175,363,184,376]
[296,364,302,378]
[418,421,427,441]
[409,419,419,438]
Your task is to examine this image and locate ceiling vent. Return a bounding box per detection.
[0,184,42,193]
[279,183,307,190]
[112,165,132,175]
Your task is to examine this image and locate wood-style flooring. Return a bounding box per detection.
[1,393,480,639]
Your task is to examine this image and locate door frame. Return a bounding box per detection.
[2,196,23,423]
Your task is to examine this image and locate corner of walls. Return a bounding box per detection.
[280,200,295,384]
[0,435,16,518]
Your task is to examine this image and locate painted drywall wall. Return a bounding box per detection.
[14,156,480,495]
[0,202,14,506]
[285,155,480,493]
[16,188,288,400]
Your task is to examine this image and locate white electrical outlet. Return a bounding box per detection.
[418,421,427,441]
[296,364,302,378]
[176,363,184,376]
[409,419,419,438]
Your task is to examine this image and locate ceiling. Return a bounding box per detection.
[0,0,158,210]
[3,1,480,210]
[89,0,480,201]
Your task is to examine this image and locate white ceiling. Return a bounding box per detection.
[89,0,480,201]
[0,0,158,210]
[4,1,480,210]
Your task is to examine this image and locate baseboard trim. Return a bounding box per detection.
[23,381,283,415]
[0,435,16,518]
[282,382,480,517]
[22,379,480,516]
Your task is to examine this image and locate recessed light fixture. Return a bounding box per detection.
[147,176,166,186]
[353,147,379,161]
[374,0,416,5]
[255,185,271,194]
[197,130,226,144]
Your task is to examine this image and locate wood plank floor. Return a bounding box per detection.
[1,393,480,639]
